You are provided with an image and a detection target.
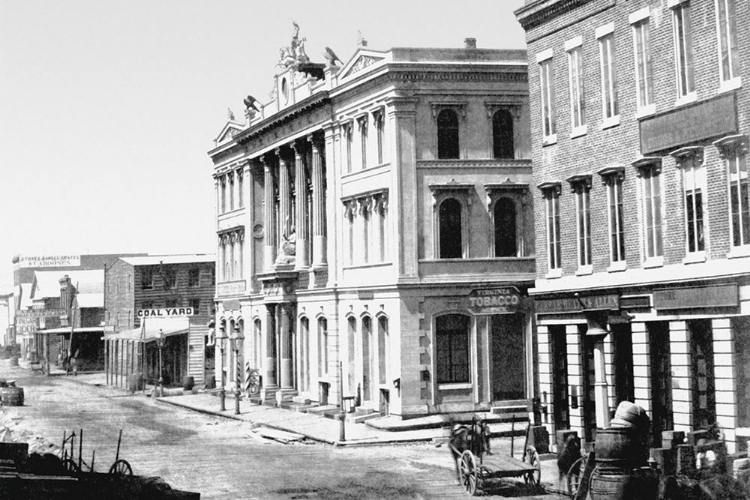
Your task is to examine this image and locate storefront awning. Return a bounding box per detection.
[37,327,105,335]
[104,318,189,343]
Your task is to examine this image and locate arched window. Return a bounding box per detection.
[253,319,262,370]
[439,198,463,258]
[377,316,388,384]
[437,109,459,159]
[436,314,470,384]
[493,110,514,159]
[317,318,328,377]
[494,198,517,257]
[300,317,309,392]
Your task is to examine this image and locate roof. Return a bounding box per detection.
[105,317,190,343]
[37,326,104,335]
[119,254,215,266]
[76,293,103,308]
[31,270,103,300]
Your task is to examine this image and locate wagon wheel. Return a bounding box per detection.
[62,458,79,475]
[523,446,541,487]
[567,456,585,497]
[108,459,133,477]
[459,450,479,496]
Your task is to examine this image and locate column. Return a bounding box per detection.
[280,303,293,388]
[310,135,327,267]
[669,321,692,433]
[712,318,737,452]
[566,325,583,438]
[631,322,652,414]
[293,142,309,269]
[265,305,277,386]
[276,148,292,249]
[261,156,276,268]
[243,161,256,291]
[593,338,610,428]
[537,326,553,429]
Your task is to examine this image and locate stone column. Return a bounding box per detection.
[265,305,277,387]
[243,161,254,290]
[712,318,736,452]
[276,148,292,254]
[593,337,611,429]
[293,142,309,269]
[279,303,293,389]
[309,135,327,267]
[261,156,276,269]
[669,321,692,433]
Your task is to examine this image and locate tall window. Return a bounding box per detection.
[673,2,695,98]
[604,172,626,263]
[237,170,244,208]
[633,16,654,112]
[675,149,706,254]
[318,318,328,377]
[638,161,664,260]
[141,268,153,290]
[494,198,517,257]
[716,137,750,248]
[436,314,470,384]
[375,111,384,165]
[377,316,388,385]
[541,185,562,271]
[716,0,740,85]
[228,173,235,211]
[567,44,586,132]
[492,110,514,159]
[539,55,556,140]
[437,109,459,159]
[162,268,176,289]
[439,198,463,258]
[188,298,200,315]
[188,267,200,287]
[358,116,368,169]
[598,30,619,122]
[570,179,592,268]
[344,123,353,173]
[220,176,227,213]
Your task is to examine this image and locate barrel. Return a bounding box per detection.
[589,466,658,500]
[0,387,24,406]
[183,376,195,391]
[127,374,145,393]
[595,427,648,468]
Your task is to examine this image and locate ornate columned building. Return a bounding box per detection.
[208,26,535,419]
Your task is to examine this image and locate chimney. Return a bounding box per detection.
[464,38,477,49]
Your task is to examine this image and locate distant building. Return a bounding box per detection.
[516,0,750,452]
[103,254,216,388]
[208,26,535,418]
[0,290,13,347]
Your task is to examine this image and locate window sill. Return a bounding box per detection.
[575,265,593,276]
[682,251,706,264]
[438,383,473,391]
[542,134,558,146]
[675,92,697,107]
[570,125,587,139]
[636,104,656,119]
[727,246,750,259]
[642,256,664,269]
[608,260,627,272]
[719,77,742,93]
[545,268,562,279]
[602,115,620,130]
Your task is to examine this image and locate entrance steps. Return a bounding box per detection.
[490,399,531,424]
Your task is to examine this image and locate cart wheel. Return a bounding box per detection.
[62,459,79,474]
[109,459,133,476]
[459,450,479,496]
[523,446,541,487]
[567,456,584,497]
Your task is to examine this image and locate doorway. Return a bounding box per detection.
[689,319,716,430]
[649,321,673,446]
[550,326,570,431]
[491,314,526,401]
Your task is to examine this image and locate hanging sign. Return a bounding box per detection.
[136,308,194,318]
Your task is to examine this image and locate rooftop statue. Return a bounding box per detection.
[278,21,310,70]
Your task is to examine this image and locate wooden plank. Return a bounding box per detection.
[574,450,596,500]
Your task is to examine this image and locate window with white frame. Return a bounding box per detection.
[220,176,227,213]
[716,0,740,86]
[635,159,664,261]
[632,12,654,113]
[318,317,328,376]
[228,172,235,211]
[343,122,353,173]
[674,147,706,255]
[601,168,626,264]
[568,176,592,269]
[437,109,460,159]
[673,1,695,99]
[567,40,586,133]
[374,110,384,165]
[436,314,470,384]
[538,51,556,142]
[715,135,750,249]
[540,183,562,272]
[358,116,368,169]
[597,25,619,124]
[237,169,244,208]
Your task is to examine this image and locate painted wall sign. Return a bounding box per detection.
[535,294,619,314]
[640,93,737,154]
[17,255,81,268]
[16,308,66,319]
[136,307,194,318]
[654,284,738,310]
[217,280,246,296]
[467,287,521,315]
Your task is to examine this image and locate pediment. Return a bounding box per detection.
[215,121,245,145]
[338,49,388,81]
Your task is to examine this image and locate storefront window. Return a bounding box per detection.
[436,314,470,384]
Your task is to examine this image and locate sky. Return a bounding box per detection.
[0,0,527,289]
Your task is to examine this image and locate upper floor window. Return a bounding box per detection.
[344,122,353,173]
[439,199,463,258]
[162,268,176,290]
[600,168,626,266]
[566,38,586,134]
[228,172,235,211]
[716,0,741,88]
[537,50,556,143]
[436,314,470,384]
[631,10,654,114]
[494,198,517,257]
[715,135,750,250]
[672,1,695,100]
[188,267,200,287]
[492,109,514,159]
[166,298,178,308]
[219,176,227,213]
[141,268,153,290]
[188,298,200,315]
[634,158,664,262]
[358,116,368,169]
[539,183,562,273]
[597,24,619,126]
[374,111,385,165]
[673,147,706,256]
[568,176,592,270]
[141,300,154,310]
[237,170,244,208]
[437,109,460,159]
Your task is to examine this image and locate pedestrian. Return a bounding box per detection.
[70,349,79,376]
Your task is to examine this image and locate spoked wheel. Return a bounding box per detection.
[108,458,133,476]
[62,458,79,475]
[523,446,541,487]
[567,457,584,497]
[459,450,479,496]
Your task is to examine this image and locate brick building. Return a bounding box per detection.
[103,254,215,388]
[516,0,750,452]
[208,26,536,419]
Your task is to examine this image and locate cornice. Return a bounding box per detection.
[235,93,331,146]
[516,0,603,30]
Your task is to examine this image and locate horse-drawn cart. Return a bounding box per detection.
[449,418,542,496]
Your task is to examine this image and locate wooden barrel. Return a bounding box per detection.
[183,376,195,391]
[0,387,24,406]
[595,427,647,468]
[127,374,144,393]
[589,466,658,500]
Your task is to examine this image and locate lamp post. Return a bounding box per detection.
[156,329,166,398]
[217,326,228,412]
[230,325,245,415]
